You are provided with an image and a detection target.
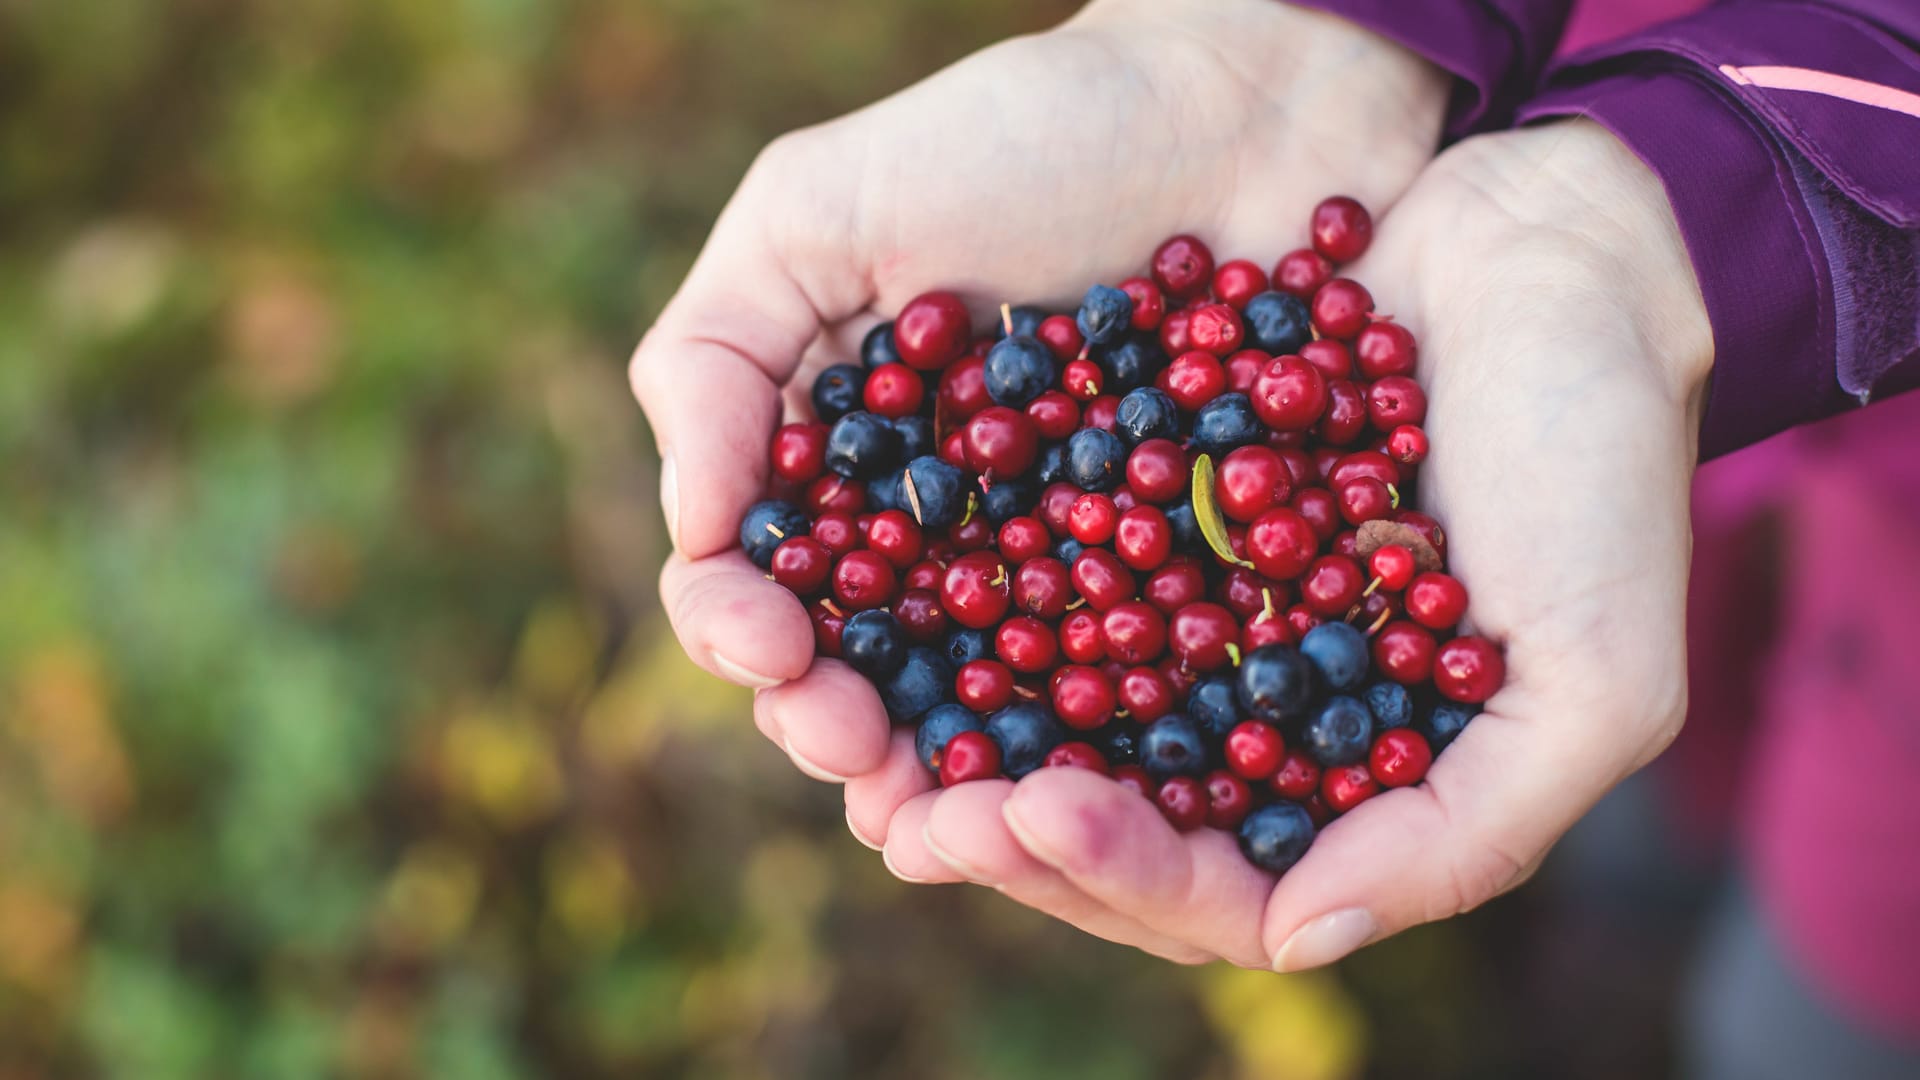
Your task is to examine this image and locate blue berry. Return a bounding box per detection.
[984,335,1056,407]
[880,647,954,722]
[903,455,968,529]
[861,321,901,369]
[1187,675,1242,740]
[994,304,1048,341]
[1362,680,1413,733]
[1237,644,1317,724]
[1037,443,1071,485]
[1140,713,1209,780]
[889,415,935,461]
[825,411,902,480]
[1066,427,1128,492]
[1238,802,1315,873]
[985,701,1067,778]
[1093,719,1143,765]
[1420,700,1479,751]
[942,627,993,667]
[1076,284,1134,346]
[981,476,1037,524]
[842,609,909,679]
[1190,393,1261,456]
[1115,387,1180,446]
[1165,497,1207,554]
[1094,334,1161,394]
[1300,622,1370,692]
[739,500,811,569]
[1302,695,1372,767]
[916,704,984,770]
[1050,536,1087,565]
[866,467,905,514]
[1242,291,1312,355]
[811,363,867,423]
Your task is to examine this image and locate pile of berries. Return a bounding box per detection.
[742,196,1503,874]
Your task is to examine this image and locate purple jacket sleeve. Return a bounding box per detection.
[1518,2,1920,459]
[1292,1,1575,135]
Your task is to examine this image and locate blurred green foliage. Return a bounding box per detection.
[0,2,1656,1078]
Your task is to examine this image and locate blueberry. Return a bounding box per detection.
[1115,387,1180,446]
[842,609,909,679]
[1242,291,1312,355]
[861,321,902,369]
[1140,713,1209,780]
[880,647,954,723]
[1051,536,1087,564]
[867,468,905,513]
[903,455,968,529]
[811,363,867,423]
[985,702,1067,778]
[1238,802,1315,874]
[984,334,1056,407]
[916,704,984,770]
[1237,644,1317,724]
[1165,497,1207,554]
[994,305,1049,341]
[1191,393,1261,456]
[1363,680,1414,733]
[825,411,902,480]
[1187,675,1241,740]
[981,476,1036,524]
[889,415,935,461]
[1420,700,1479,751]
[1076,284,1134,346]
[1302,695,1372,767]
[1094,334,1162,394]
[1300,622,1370,693]
[943,627,993,667]
[1037,443,1071,485]
[1092,719,1143,765]
[739,500,811,569]
[1066,428,1128,492]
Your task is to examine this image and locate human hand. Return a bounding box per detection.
[632,0,1447,898]
[907,119,1716,967]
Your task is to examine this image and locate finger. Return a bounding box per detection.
[659,550,814,689]
[754,657,892,781]
[1000,768,1277,968]
[924,780,1214,965]
[844,729,935,851]
[882,790,964,884]
[631,137,873,559]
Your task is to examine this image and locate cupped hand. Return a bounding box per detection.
[632,0,1446,912]
[943,119,1716,968]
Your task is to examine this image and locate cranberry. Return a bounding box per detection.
[1251,356,1328,432]
[1298,338,1352,381]
[940,729,1002,786]
[1143,558,1207,614]
[1368,545,1417,592]
[996,615,1059,674]
[1036,314,1085,361]
[948,516,993,553]
[1224,348,1268,394]
[1246,508,1318,581]
[1328,450,1400,490]
[1301,793,1334,827]
[1113,764,1154,798]
[956,659,1016,712]
[1317,379,1369,446]
[1204,770,1254,830]
[810,512,859,557]
[939,429,968,469]
[893,588,949,642]
[1367,375,1427,430]
[1215,445,1292,523]
[1434,636,1504,703]
[1156,776,1208,831]
[1211,259,1269,309]
[1070,548,1136,612]
[1026,391,1080,440]
[1069,492,1119,545]
[1242,610,1293,650]
[1225,720,1286,780]
[1270,749,1322,800]
[863,362,924,417]
[1338,476,1394,525]
[1311,279,1374,339]
[1059,609,1105,664]
[1115,665,1173,722]
[1406,572,1469,630]
[1164,350,1228,410]
[1168,601,1238,671]
[1352,589,1403,631]
[1152,234,1215,301]
[1310,195,1373,263]
[1119,275,1166,331]
[1062,358,1104,400]
[1300,555,1365,617]
[997,516,1050,564]
[895,291,971,370]
[1045,741,1111,775]
[809,599,846,657]
[1284,603,1323,640]
[1101,601,1167,665]
[1370,728,1433,788]
[1187,302,1245,356]
[1218,567,1283,620]
[1050,665,1117,730]
[1331,529,1361,558]
[940,550,1010,628]
[1387,424,1430,465]
[1158,654,1200,695]
[771,423,828,483]
[963,406,1039,476]
[904,559,945,592]
[1124,439,1187,504]
[1037,482,1079,536]
[1083,394,1120,432]
[1158,306,1194,356]
[1371,620,1437,683]
[771,537,833,595]
[804,474,865,516]
[1320,762,1379,812]
[1012,556,1072,619]
[833,550,898,611]
[1272,247,1334,298]
[867,509,925,569]
[1392,509,1447,560]
[1355,320,1418,379]
[1113,506,1173,571]
[939,355,990,419]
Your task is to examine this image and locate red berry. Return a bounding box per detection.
[963,406,1040,476]
[1117,665,1174,722]
[1270,749,1321,800]
[1143,558,1208,614]
[1214,445,1292,523]
[1059,609,1105,664]
[1316,379,1369,446]
[1225,721,1286,780]
[1070,548,1136,612]
[895,291,971,370]
[1025,391,1080,440]
[940,550,1010,628]
[1069,492,1119,545]
[1165,601,1237,671]
[1011,556,1072,619]
[1321,762,1379,812]
[1152,235,1216,301]
[771,423,828,483]
[1301,793,1334,827]
[1355,320,1418,379]
[1368,545,1417,592]
[1387,424,1429,465]
[1113,506,1173,571]
[1037,482,1079,536]
[1156,775,1208,831]
[1370,728,1433,788]
[804,474,865,516]
[1272,248,1333,298]
[1300,555,1365,617]
[1224,348,1268,394]
[1371,620,1437,683]
[1337,476,1394,526]
[1246,508,1318,581]
[1211,259,1269,309]
[1391,509,1447,560]
[867,509,925,569]
[1119,276,1166,331]
[892,587,949,642]
[997,516,1051,564]
[1125,439,1188,504]
[833,549,898,611]
[1062,358,1104,400]
[809,598,846,657]
[1405,572,1469,630]
[1311,279,1374,339]
[811,512,859,557]
[863,362,924,417]
[1328,450,1400,491]
[956,659,1016,712]
[1204,770,1255,830]
[1100,600,1167,666]
[770,537,833,595]
[939,429,968,469]
[1187,302,1245,356]
[948,516,993,553]
[1434,635,1504,703]
[1083,394,1120,433]
[1158,307,1193,356]
[1251,356,1328,432]
[996,615,1059,674]
[1050,664,1117,730]
[1310,196,1373,263]
[1298,338,1352,381]
[1284,603,1322,640]
[1036,314,1085,361]
[1366,375,1427,430]
[1045,741,1111,774]
[902,557,945,595]
[938,355,991,420]
[1113,764,1154,798]
[1242,610,1293,650]
[940,729,1002,786]
[1164,350,1228,410]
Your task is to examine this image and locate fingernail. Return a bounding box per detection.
[1001,801,1069,872]
[882,845,934,884]
[782,737,851,783]
[846,809,882,851]
[659,452,681,550]
[712,651,784,690]
[922,825,994,884]
[1272,908,1378,973]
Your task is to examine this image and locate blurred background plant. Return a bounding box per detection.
[0,1,1712,1077]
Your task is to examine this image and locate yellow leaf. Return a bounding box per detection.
[1191,453,1256,570]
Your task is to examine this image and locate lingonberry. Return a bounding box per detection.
[1045,741,1111,774]
[1156,775,1208,831]
[1243,610,1293,651]
[1101,600,1168,666]
[995,615,1058,674]
[1242,291,1313,355]
[1300,555,1366,618]
[1225,720,1286,780]
[1318,379,1369,446]
[938,430,968,469]
[1434,635,1504,703]
[1238,802,1315,873]
[1251,356,1328,432]
[1069,492,1119,545]
[1204,771,1255,830]
[1223,349,1267,395]
[771,536,834,595]
[947,514,992,553]
[1059,609,1105,665]
[1011,556,1071,619]
[771,423,829,484]
[1216,566,1275,620]
[1120,439,1183,505]
[1299,338,1352,381]
[894,291,971,370]
[938,355,990,420]
[1025,391,1081,441]
[1392,509,1447,560]
[1187,302,1245,357]
[1302,695,1373,767]
[1272,247,1334,299]
[1269,748,1321,800]
[956,659,1016,712]
[1370,728,1432,788]
[1164,350,1227,411]
[1158,654,1200,696]
[1236,643,1317,723]
[1212,259,1269,309]
[1062,357,1104,400]
[1387,424,1429,465]
[1290,487,1341,543]
[1331,529,1361,559]
[940,729,1002,786]
[1143,558,1207,614]
[1082,393,1121,432]
[1368,545,1417,592]
[1284,603,1323,640]
[1050,664,1118,730]
[1354,320,1417,379]
[1310,195,1373,263]
[866,509,924,569]
[1034,314,1083,361]
[1320,762,1379,813]
[1338,476,1394,526]
[1371,620,1437,683]
[1328,449,1400,491]
[1151,234,1215,300]
[940,550,1011,629]
[1118,275,1165,331]
[1158,306,1193,356]
[1113,506,1173,571]
[806,473,865,517]
[1367,375,1427,430]
[1246,508,1318,581]
[1311,279,1374,340]
[1117,665,1175,723]
[1351,589,1402,631]
[863,362,924,418]
[808,512,859,559]
[1215,445,1291,523]
[1406,572,1469,630]
[994,516,1049,565]
[833,549,898,611]
[1070,547,1136,612]
[893,588,949,643]
[984,701,1066,778]
[962,406,1038,477]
